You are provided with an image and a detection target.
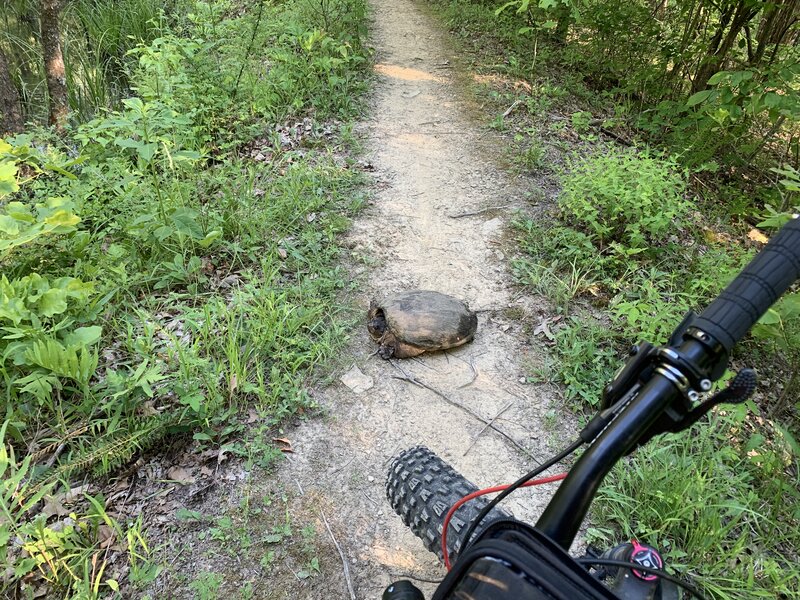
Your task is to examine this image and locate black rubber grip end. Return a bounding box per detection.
[693,218,800,353]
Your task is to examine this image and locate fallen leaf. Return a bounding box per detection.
[273,438,294,453]
[166,466,195,485]
[219,274,240,289]
[533,319,555,341]
[247,409,260,423]
[200,465,214,477]
[585,284,602,297]
[41,495,70,518]
[306,212,317,223]
[748,228,768,244]
[340,364,374,393]
[98,524,116,549]
[140,401,159,416]
[229,374,238,396]
[278,247,288,259]
[65,485,91,503]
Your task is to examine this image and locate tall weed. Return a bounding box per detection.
[559,146,690,250]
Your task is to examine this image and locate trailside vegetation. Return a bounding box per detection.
[1,0,369,597]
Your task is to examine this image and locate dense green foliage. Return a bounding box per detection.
[513,149,798,598]
[1,0,368,596]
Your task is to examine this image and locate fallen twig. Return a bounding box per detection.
[44,443,67,469]
[389,572,444,584]
[390,363,536,460]
[321,511,357,600]
[599,127,632,146]
[503,99,523,118]
[449,205,510,219]
[463,401,514,457]
[457,356,479,389]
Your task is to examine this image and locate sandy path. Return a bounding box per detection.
[275,0,563,597]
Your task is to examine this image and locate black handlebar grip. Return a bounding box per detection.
[693,217,800,354]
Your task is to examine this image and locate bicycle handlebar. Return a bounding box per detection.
[535,217,800,550]
[693,217,800,354]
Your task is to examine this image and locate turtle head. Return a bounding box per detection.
[367,304,387,339]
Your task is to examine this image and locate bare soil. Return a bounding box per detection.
[146,1,571,597]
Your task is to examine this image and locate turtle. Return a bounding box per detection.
[367,290,478,359]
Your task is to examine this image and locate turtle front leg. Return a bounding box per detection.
[377,332,397,360]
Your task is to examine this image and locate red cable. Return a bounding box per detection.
[442,473,568,570]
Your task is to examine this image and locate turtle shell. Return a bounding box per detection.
[368,290,477,357]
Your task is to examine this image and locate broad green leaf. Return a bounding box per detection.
[0,162,18,196]
[170,208,203,239]
[0,297,28,324]
[44,209,80,229]
[0,215,21,236]
[176,508,203,521]
[686,89,714,107]
[38,288,69,317]
[755,308,781,326]
[137,143,158,162]
[5,202,33,221]
[764,92,782,109]
[182,393,203,412]
[114,138,142,149]
[63,326,103,347]
[707,71,728,86]
[495,1,519,15]
[172,150,201,161]
[122,97,145,112]
[198,230,222,248]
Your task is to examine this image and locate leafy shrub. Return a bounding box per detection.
[559,147,690,249]
[552,315,618,405]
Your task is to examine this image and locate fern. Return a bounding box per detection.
[28,414,174,497]
[28,424,92,464]
[24,339,98,387]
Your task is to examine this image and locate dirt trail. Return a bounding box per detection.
[275,0,564,597]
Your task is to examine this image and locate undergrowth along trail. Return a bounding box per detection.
[1,0,370,597]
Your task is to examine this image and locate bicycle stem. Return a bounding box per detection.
[535,337,722,550]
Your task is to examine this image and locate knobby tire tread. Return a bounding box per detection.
[386,446,511,563]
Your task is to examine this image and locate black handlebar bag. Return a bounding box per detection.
[432,520,619,600]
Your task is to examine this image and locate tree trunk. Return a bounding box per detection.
[40,0,68,131]
[0,48,24,134]
[692,1,759,92]
[752,0,800,66]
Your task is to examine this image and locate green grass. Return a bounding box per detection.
[509,160,797,597]
[590,417,800,598]
[0,0,369,596]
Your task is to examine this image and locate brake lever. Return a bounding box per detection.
[666,368,757,434]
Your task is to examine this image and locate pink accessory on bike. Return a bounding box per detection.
[630,539,663,581]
